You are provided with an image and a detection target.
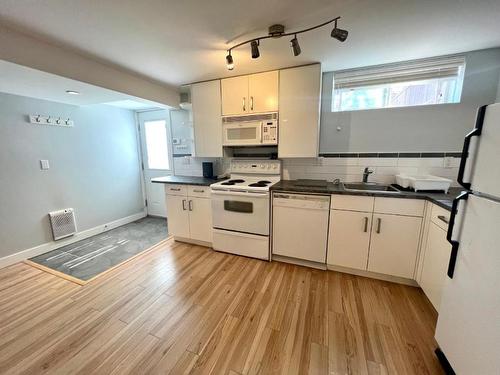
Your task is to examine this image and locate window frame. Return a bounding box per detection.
[331,56,466,112]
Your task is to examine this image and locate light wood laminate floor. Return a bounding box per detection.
[0,239,444,374]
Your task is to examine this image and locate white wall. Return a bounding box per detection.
[319,48,500,153]
[0,92,144,259]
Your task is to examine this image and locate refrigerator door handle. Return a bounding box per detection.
[457,105,487,190]
[446,191,470,278]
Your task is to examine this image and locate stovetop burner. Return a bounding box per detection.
[249,182,269,187]
[221,179,245,186]
[258,180,271,184]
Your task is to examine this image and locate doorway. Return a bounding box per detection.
[137,110,172,217]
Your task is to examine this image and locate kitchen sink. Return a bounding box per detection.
[343,183,400,193]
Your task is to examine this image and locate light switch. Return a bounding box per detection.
[40,159,50,170]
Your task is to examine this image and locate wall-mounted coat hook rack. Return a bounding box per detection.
[29,114,74,127]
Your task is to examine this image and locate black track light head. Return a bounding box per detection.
[226,52,234,70]
[251,40,260,59]
[290,35,301,56]
[331,20,348,42]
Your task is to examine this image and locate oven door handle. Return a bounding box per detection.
[211,190,269,198]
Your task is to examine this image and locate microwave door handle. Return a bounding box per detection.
[259,122,263,143]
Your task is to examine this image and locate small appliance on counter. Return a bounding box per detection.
[395,174,452,192]
[202,162,215,179]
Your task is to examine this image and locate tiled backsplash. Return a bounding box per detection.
[173,153,462,187]
[282,154,462,186]
[173,156,229,177]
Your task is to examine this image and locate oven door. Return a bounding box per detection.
[211,190,269,235]
[222,121,262,146]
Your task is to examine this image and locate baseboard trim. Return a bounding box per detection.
[173,236,212,248]
[0,211,147,269]
[272,255,327,270]
[327,264,418,286]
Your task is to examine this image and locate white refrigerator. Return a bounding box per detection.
[435,103,500,374]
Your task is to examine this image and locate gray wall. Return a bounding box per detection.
[497,73,500,102]
[319,48,500,153]
[0,92,144,258]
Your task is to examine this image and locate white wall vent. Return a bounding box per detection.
[49,208,77,240]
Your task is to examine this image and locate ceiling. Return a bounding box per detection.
[0,60,163,109]
[1,0,500,87]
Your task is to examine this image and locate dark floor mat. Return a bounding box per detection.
[29,216,168,281]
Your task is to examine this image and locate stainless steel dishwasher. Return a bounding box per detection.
[272,193,330,263]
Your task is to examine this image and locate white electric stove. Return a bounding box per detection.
[210,159,281,260]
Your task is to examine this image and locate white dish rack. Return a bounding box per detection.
[396,174,452,193]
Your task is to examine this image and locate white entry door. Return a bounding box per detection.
[138,110,172,217]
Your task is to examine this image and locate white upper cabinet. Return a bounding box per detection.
[221,71,279,116]
[191,80,223,157]
[248,71,279,113]
[278,64,321,158]
[221,76,249,116]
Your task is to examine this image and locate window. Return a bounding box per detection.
[332,56,465,112]
[144,120,170,170]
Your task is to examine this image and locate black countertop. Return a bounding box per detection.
[270,180,463,211]
[151,175,225,186]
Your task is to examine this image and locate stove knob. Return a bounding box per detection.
[267,164,271,169]
[272,164,277,169]
[260,164,264,169]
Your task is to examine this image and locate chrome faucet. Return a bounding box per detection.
[362,167,374,183]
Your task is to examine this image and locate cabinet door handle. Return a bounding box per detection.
[171,188,181,191]
[193,189,204,193]
[182,199,187,211]
[250,96,254,111]
[188,200,193,211]
[363,217,369,232]
[438,215,449,224]
[376,218,382,234]
[242,97,246,111]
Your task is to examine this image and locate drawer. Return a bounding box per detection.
[430,204,451,231]
[188,185,211,198]
[374,197,425,217]
[331,195,374,212]
[165,184,187,196]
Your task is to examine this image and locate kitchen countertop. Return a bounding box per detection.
[270,180,463,211]
[151,175,225,186]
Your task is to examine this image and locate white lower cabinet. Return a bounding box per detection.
[165,184,212,244]
[188,197,212,242]
[327,210,371,270]
[327,196,423,280]
[166,194,191,238]
[419,213,452,312]
[367,213,422,279]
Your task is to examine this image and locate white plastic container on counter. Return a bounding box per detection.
[396,174,452,193]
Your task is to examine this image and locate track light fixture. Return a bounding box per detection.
[331,20,349,42]
[225,17,347,70]
[251,40,260,59]
[290,34,301,56]
[226,52,234,70]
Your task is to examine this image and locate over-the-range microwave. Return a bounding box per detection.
[222,114,278,146]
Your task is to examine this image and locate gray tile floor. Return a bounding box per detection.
[30,216,168,281]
